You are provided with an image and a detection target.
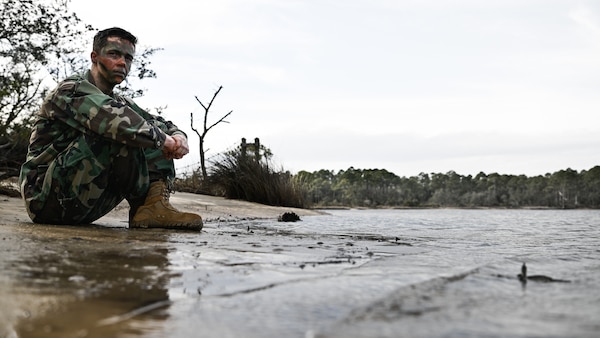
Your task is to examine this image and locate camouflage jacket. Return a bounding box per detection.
[19,70,185,195]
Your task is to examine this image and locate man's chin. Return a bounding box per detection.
[113,74,127,83]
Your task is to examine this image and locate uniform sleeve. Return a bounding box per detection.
[44,78,167,149]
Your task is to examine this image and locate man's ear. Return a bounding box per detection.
[90,51,98,63]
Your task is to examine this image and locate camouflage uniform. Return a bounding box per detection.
[19,70,186,225]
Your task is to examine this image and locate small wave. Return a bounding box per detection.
[339,267,480,322]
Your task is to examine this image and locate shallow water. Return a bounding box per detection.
[162,209,600,338]
[3,209,599,337]
[303,209,600,337]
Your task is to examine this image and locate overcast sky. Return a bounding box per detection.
[69,0,600,177]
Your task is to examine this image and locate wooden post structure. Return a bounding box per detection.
[241,138,247,160]
[254,137,260,160]
[241,137,260,161]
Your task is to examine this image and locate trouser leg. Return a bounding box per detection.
[29,135,150,225]
[126,146,176,220]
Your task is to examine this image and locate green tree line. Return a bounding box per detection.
[295,166,600,209]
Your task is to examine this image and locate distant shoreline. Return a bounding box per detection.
[313,205,595,211]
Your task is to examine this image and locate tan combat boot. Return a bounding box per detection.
[130,180,203,230]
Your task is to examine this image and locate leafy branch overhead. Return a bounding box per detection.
[0,0,92,180]
[190,86,233,180]
[0,0,164,181]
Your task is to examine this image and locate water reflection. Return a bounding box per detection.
[0,223,172,338]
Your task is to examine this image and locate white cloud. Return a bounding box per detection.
[569,4,600,37]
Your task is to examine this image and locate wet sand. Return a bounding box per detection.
[0,193,414,338]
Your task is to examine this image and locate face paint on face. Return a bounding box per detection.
[95,37,135,85]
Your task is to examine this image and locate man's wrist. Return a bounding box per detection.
[164,135,175,149]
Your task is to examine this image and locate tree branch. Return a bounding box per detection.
[204,110,232,137]
[190,86,232,180]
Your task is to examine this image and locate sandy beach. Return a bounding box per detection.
[0,190,321,227]
[0,192,414,338]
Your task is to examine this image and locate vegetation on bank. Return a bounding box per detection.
[174,142,599,210]
[174,140,307,209]
[296,166,600,209]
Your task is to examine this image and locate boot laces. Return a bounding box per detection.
[162,178,175,201]
[162,188,170,200]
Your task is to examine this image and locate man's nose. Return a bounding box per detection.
[116,55,127,66]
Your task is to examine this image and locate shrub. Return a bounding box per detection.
[208,147,308,208]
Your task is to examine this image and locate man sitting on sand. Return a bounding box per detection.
[19,27,202,230]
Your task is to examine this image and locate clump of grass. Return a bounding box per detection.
[208,148,307,208]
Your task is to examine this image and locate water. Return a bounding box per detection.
[294,209,600,337]
[166,208,600,338]
[5,209,599,337]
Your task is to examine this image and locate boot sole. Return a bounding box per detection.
[130,220,203,231]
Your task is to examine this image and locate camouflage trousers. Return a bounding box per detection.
[20,133,175,225]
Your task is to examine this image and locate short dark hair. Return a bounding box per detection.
[93,27,137,52]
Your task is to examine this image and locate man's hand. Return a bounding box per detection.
[163,134,189,159]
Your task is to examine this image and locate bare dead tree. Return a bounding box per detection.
[190,86,232,180]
